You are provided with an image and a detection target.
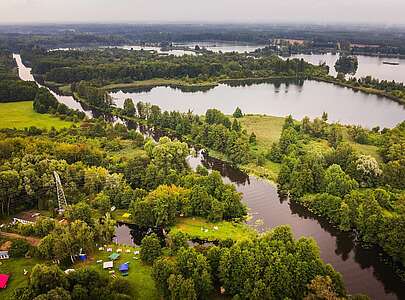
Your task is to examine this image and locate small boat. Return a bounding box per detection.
[382,61,399,66]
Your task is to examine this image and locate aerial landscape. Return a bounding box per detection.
[0,1,405,299]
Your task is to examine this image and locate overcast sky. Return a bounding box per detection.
[1,0,404,25]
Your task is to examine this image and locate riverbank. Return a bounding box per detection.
[315,76,405,106]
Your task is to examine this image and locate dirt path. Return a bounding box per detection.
[0,231,41,246]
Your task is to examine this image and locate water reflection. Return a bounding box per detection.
[175,42,266,53]
[110,79,405,128]
[288,53,405,83]
[112,123,405,299]
[190,151,405,299]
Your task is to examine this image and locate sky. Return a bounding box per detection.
[1,0,404,25]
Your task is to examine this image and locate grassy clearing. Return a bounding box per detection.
[235,114,383,182]
[241,161,281,182]
[236,115,285,181]
[108,142,147,161]
[349,142,381,162]
[0,257,43,300]
[341,127,382,161]
[111,209,135,224]
[59,85,72,95]
[239,115,285,149]
[78,245,159,300]
[170,217,256,241]
[0,101,74,130]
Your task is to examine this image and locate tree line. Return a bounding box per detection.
[22,47,326,87]
[0,50,39,102]
[140,225,365,300]
[268,115,405,266]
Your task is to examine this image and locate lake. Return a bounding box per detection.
[175,41,267,53]
[106,45,196,56]
[110,79,405,128]
[47,43,405,82]
[289,53,405,83]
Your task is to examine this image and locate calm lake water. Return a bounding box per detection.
[110,80,405,128]
[107,45,196,56]
[175,41,266,53]
[289,53,405,83]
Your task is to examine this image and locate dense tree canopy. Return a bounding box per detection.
[273,116,405,265]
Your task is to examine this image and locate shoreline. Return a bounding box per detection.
[101,76,305,92]
[313,76,405,106]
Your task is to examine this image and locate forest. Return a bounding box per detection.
[1,24,405,55]
[0,117,365,299]
[21,48,324,87]
[0,51,39,102]
[267,115,405,265]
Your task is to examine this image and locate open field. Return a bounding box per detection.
[235,114,384,182]
[80,245,159,300]
[170,217,256,241]
[239,114,285,148]
[0,101,74,129]
[0,257,43,300]
[237,115,285,181]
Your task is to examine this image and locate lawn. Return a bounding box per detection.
[79,245,159,300]
[0,101,74,129]
[241,160,281,182]
[239,114,285,149]
[0,246,158,300]
[0,257,43,300]
[236,115,285,181]
[349,142,381,162]
[170,217,256,241]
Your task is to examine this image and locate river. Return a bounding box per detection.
[110,79,405,128]
[13,52,405,299]
[13,54,93,118]
[115,151,405,300]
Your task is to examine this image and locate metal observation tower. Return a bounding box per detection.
[53,171,67,213]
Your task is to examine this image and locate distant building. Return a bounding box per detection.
[12,211,41,225]
[0,251,9,260]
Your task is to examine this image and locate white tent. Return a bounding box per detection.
[103,261,113,269]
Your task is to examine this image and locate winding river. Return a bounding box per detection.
[13,54,93,118]
[13,53,405,299]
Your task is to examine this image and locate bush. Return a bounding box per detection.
[167,232,189,254]
[140,233,162,264]
[9,239,30,257]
